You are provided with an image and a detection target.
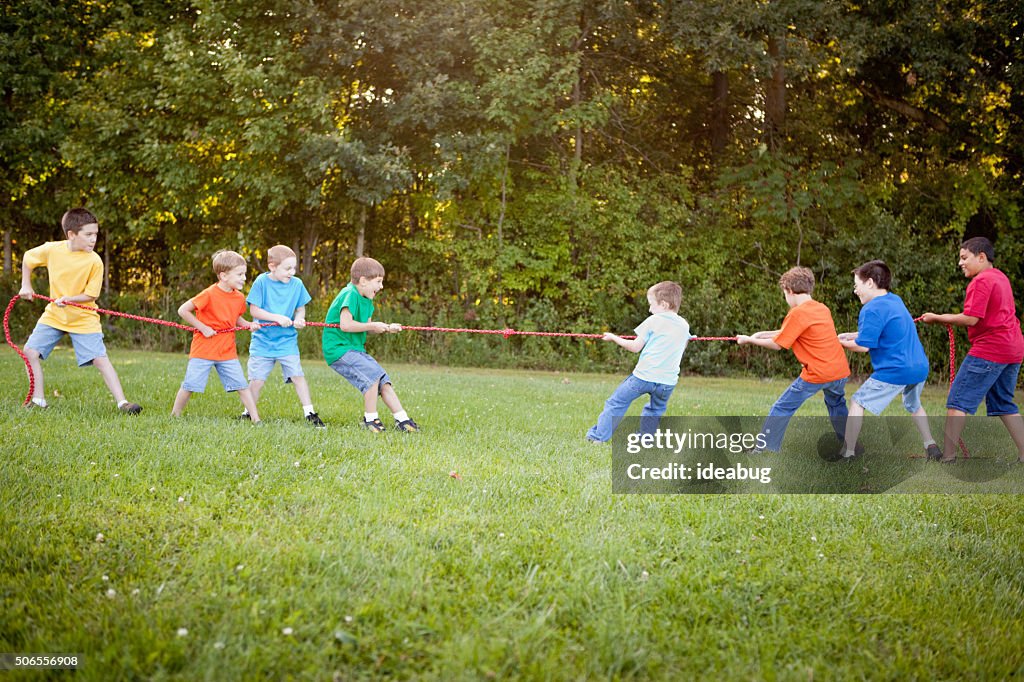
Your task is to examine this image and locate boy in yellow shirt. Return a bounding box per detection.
[18,208,142,413]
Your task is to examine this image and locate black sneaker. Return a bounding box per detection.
[119,402,143,415]
[394,418,421,433]
[306,412,326,429]
[362,417,386,433]
[925,443,943,461]
[236,412,251,421]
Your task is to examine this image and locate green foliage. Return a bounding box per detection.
[2,0,1022,378]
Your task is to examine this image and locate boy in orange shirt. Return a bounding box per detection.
[171,250,261,422]
[736,266,850,453]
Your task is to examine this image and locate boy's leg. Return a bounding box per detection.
[291,376,313,405]
[237,388,261,422]
[174,358,213,416]
[760,377,820,452]
[997,415,1024,462]
[639,382,674,434]
[248,379,266,405]
[842,402,865,456]
[92,356,128,404]
[216,360,260,423]
[363,381,381,414]
[902,383,938,452]
[23,323,66,405]
[68,332,140,412]
[982,361,1024,461]
[24,347,46,402]
[171,389,192,416]
[587,375,646,442]
[379,381,404,415]
[822,378,850,442]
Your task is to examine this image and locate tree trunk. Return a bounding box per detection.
[302,221,319,280]
[710,70,730,156]
[764,35,787,150]
[355,205,366,258]
[3,229,11,278]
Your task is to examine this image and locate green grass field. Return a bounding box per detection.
[1,348,1023,680]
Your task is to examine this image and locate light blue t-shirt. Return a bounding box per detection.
[632,312,690,386]
[246,273,312,357]
[856,292,929,385]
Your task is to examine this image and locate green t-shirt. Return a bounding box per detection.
[322,283,375,365]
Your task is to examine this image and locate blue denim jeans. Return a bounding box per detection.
[586,374,675,442]
[761,377,849,452]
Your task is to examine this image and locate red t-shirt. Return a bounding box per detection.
[964,267,1024,363]
[774,299,850,384]
[189,284,246,360]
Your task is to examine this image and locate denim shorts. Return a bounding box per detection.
[852,377,924,415]
[247,354,304,383]
[946,355,1021,416]
[25,322,107,367]
[329,351,391,395]
[181,358,248,393]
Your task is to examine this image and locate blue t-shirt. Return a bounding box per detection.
[856,292,928,385]
[246,273,312,357]
[632,312,690,386]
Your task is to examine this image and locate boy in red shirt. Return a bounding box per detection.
[737,266,850,453]
[922,237,1024,463]
[171,250,262,422]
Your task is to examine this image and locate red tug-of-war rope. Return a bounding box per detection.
[3,294,969,456]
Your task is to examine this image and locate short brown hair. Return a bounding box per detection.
[212,250,246,275]
[648,281,682,312]
[268,244,296,265]
[852,260,891,290]
[351,256,385,283]
[778,266,814,295]
[61,208,98,235]
[961,236,995,263]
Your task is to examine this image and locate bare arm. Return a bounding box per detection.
[293,305,306,329]
[250,303,292,327]
[920,312,979,327]
[838,332,869,353]
[19,260,36,299]
[339,308,389,334]
[178,300,215,338]
[736,334,783,351]
[602,332,645,353]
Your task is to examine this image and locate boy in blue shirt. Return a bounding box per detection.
[837,260,941,460]
[586,281,690,442]
[241,245,324,427]
[322,256,420,433]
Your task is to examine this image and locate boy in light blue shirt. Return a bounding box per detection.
[241,245,325,428]
[586,281,690,442]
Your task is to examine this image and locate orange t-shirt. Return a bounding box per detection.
[188,284,246,360]
[773,299,850,384]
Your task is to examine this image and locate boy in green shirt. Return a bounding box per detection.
[323,257,420,432]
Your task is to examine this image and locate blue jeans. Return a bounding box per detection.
[761,377,849,452]
[946,355,1021,416]
[587,374,675,442]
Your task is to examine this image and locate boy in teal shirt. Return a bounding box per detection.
[242,244,324,428]
[323,256,420,432]
[586,281,690,442]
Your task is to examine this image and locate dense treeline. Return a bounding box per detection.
[2,0,1022,376]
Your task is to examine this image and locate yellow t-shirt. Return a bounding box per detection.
[23,241,104,334]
